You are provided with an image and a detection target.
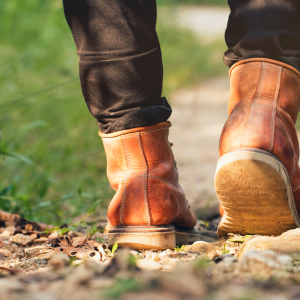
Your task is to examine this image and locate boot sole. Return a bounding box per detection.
[215,148,300,238]
[108,225,200,250]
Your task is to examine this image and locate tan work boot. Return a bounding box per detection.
[100,122,198,249]
[215,58,300,238]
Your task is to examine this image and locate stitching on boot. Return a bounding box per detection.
[120,177,127,225]
[269,67,282,152]
[123,137,131,174]
[140,128,167,136]
[231,64,262,74]
[136,134,151,226]
[231,64,300,83]
[120,137,131,225]
[276,111,296,179]
[241,62,266,147]
[292,156,297,179]
[102,133,139,141]
[292,180,300,191]
[231,103,297,180]
[128,174,181,217]
[102,128,167,141]
[282,70,300,84]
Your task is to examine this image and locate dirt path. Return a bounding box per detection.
[169,76,229,219]
[174,6,230,41]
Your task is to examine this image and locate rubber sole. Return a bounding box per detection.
[108,225,200,250]
[215,149,300,238]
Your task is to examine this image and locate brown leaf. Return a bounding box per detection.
[88,240,101,248]
[30,233,38,240]
[60,246,79,256]
[49,231,59,240]
[72,236,87,247]
[75,248,100,260]
[59,238,69,247]
[33,237,49,244]
[0,249,12,257]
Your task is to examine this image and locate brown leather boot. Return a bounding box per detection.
[215,58,300,238]
[99,122,198,249]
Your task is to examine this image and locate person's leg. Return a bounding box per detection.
[63,0,171,134]
[224,0,300,71]
[216,0,300,237]
[62,0,198,249]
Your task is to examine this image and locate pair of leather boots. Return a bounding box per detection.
[100,59,300,250]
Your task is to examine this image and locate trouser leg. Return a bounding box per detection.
[63,0,171,133]
[224,0,300,72]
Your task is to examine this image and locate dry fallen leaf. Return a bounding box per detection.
[72,236,87,247]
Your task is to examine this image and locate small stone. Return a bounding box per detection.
[10,234,34,246]
[238,228,300,258]
[33,237,49,244]
[0,249,12,257]
[185,242,219,260]
[136,259,163,270]
[24,246,54,258]
[0,230,12,238]
[237,250,292,280]
[168,252,187,259]
[48,231,59,239]
[49,253,70,270]
[153,253,161,262]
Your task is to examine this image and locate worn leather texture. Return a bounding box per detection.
[100,122,197,229]
[219,58,300,217]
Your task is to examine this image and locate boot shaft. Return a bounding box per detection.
[100,122,196,228]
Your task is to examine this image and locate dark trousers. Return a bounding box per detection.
[63,0,300,133]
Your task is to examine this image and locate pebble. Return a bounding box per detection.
[0,249,12,257]
[10,234,34,246]
[48,231,59,240]
[239,229,300,258]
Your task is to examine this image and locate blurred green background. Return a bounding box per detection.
[0,0,226,224]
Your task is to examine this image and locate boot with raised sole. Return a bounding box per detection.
[100,122,199,250]
[216,58,300,238]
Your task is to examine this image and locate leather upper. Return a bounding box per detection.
[220,58,300,215]
[100,122,197,229]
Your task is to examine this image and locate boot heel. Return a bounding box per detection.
[108,225,176,250]
[215,149,300,237]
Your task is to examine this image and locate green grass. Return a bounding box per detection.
[0,0,226,225]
